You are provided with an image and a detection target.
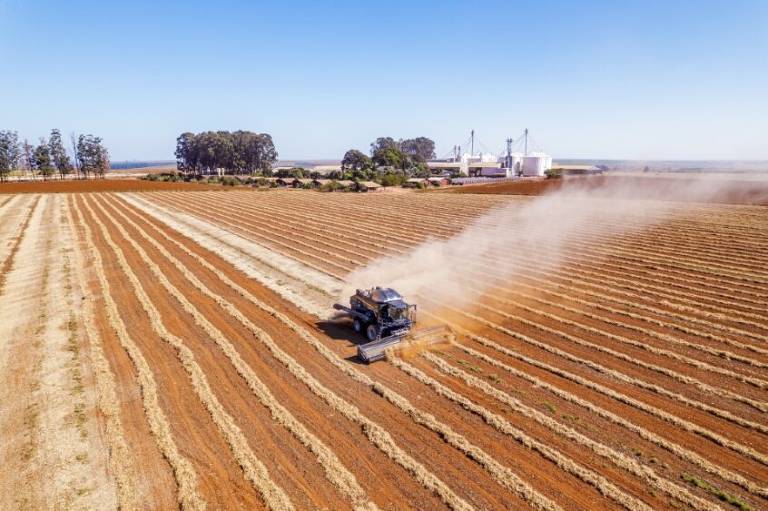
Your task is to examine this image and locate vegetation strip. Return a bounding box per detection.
[454,340,767,500]
[435,304,768,465]
[497,281,768,363]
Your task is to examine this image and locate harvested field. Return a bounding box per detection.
[0,178,221,194]
[1,186,766,510]
[445,175,768,205]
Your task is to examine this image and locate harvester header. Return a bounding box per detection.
[333,287,453,362]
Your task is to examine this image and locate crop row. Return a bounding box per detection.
[416,352,720,511]
[135,192,764,504]
[146,194,768,426]
[159,195,764,388]
[423,302,768,462]
[0,196,41,296]
[94,195,378,511]
[461,261,768,364]
[65,200,136,510]
[446,333,767,498]
[462,297,768,410]
[175,191,768,314]
[113,194,555,510]
[71,197,205,511]
[388,355,656,511]
[239,191,768,303]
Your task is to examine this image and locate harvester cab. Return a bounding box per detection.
[333,287,453,363]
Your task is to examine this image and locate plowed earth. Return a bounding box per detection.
[0,178,220,194]
[445,175,768,205]
[1,188,766,511]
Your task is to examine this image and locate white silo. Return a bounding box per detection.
[498,152,524,176]
[508,153,524,174]
[522,152,552,176]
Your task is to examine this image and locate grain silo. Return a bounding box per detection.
[506,152,524,174]
[522,152,552,176]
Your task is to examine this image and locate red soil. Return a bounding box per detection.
[139,190,768,508]
[7,189,765,510]
[445,175,768,205]
[0,179,223,194]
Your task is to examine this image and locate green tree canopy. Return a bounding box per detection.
[175,130,278,175]
[371,146,405,169]
[0,130,20,182]
[341,149,372,172]
[369,137,399,155]
[34,138,54,179]
[400,137,436,161]
[77,134,109,178]
[368,135,435,175]
[49,129,73,179]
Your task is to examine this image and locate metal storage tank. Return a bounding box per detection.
[522,153,552,176]
[507,153,524,174]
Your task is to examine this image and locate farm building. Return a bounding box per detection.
[356,181,382,192]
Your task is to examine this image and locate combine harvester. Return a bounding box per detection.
[334,287,454,363]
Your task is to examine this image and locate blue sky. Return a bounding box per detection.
[1,0,766,161]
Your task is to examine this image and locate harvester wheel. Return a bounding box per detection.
[353,318,363,334]
[366,324,379,342]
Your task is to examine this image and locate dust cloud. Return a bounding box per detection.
[342,176,742,310]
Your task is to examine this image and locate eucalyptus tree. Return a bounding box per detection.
[34,138,54,180]
[77,134,109,178]
[174,130,278,175]
[21,139,34,179]
[0,130,20,182]
[49,129,73,179]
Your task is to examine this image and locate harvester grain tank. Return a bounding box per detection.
[333,287,454,362]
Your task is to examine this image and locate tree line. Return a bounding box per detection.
[336,136,436,182]
[0,129,110,182]
[175,131,278,175]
